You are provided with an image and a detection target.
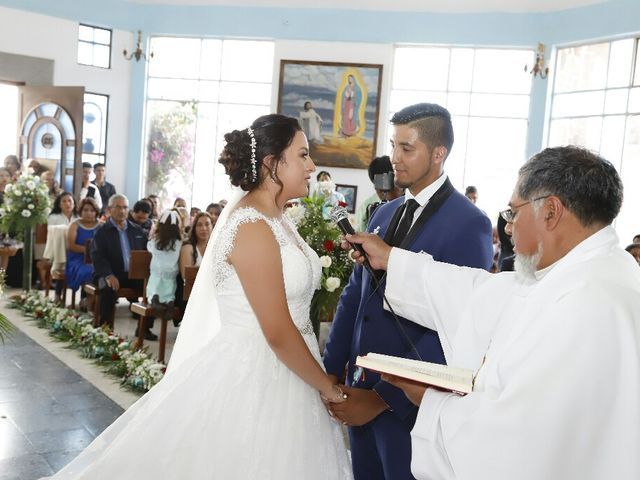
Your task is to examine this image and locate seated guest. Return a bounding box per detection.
[179,212,212,277]
[128,200,153,236]
[175,212,213,325]
[0,166,10,205]
[173,197,187,209]
[626,243,640,265]
[44,192,78,301]
[465,185,478,203]
[79,162,103,213]
[3,155,21,180]
[147,210,183,321]
[92,162,116,214]
[173,206,190,240]
[65,198,101,295]
[27,159,48,176]
[40,170,61,202]
[189,207,201,225]
[147,194,160,219]
[90,194,153,337]
[205,203,222,225]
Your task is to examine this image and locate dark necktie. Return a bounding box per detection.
[391,199,420,247]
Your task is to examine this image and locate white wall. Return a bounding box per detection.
[273,40,395,212]
[0,6,132,195]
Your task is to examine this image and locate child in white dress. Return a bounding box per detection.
[146,210,182,320]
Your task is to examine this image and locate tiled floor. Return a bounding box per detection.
[0,327,124,480]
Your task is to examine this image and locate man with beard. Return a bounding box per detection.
[340,146,640,480]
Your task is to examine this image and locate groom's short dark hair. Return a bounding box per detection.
[391,103,454,158]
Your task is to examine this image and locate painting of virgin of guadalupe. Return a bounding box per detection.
[277,60,383,169]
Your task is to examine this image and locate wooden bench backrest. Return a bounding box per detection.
[128,250,151,281]
[35,223,48,243]
[183,265,199,301]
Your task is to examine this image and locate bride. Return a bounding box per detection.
[49,114,353,479]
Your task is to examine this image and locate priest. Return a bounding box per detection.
[341,146,640,480]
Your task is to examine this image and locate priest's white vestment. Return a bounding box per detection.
[385,226,640,480]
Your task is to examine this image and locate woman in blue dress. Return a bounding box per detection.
[65,197,101,292]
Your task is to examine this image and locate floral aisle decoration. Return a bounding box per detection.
[0,268,14,343]
[286,193,354,337]
[0,174,52,290]
[9,291,165,392]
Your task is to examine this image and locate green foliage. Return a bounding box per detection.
[0,174,52,241]
[145,101,197,208]
[286,193,355,334]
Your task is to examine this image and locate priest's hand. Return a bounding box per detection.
[340,233,392,271]
[327,385,388,427]
[382,374,427,406]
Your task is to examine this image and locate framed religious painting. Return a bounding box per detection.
[277,60,383,169]
[335,184,358,213]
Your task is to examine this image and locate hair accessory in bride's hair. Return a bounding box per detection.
[247,126,257,183]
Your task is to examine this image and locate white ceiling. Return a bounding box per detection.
[125,0,608,13]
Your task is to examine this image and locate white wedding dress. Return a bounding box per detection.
[50,207,353,480]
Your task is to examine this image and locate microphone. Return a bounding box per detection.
[329,206,373,271]
[329,205,423,363]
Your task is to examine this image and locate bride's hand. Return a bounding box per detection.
[320,384,348,404]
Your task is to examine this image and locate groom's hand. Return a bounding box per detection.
[329,385,388,427]
[340,233,392,271]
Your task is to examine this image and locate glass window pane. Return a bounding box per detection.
[93,44,110,68]
[600,115,626,168]
[78,25,94,42]
[220,40,274,82]
[0,84,18,162]
[446,115,469,189]
[392,47,450,91]
[84,93,108,155]
[465,117,528,220]
[554,43,609,93]
[148,37,202,79]
[607,39,634,88]
[200,39,223,80]
[616,115,640,243]
[604,88,629,115]
[628,87,640,113]
[548,117,602,151]
[551,91,605,118]
[219,82,271,105]
[389,90,447,113]
[448,48,474,92]
[446,92,470,116]
[197,81,220,102]
[144,101,197,211]
[191,102,218,209]
[635,44,640,86]
[77,41,93,65]
[469,93,530,118]
[147,78,199,101]
[472,49,533,94]
[93,27,111,46]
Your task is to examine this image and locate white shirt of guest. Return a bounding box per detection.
[403,173,448,228]
[79,184,103,212]
[385,225,640,480]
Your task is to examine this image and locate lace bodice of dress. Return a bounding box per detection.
[212,207,321,335]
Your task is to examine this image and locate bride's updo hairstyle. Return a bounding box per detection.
[219,114,302,192]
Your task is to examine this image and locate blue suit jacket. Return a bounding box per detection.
[323,185,493,423]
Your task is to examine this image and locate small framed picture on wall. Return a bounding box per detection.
[335,184,358,213]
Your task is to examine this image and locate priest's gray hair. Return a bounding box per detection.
[108,193,129,207]
[516,146,623,227]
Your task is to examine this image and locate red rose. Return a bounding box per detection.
[111,353,119,361]
[323,239,335,251]
[338,201,347,208]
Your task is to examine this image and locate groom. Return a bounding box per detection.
[323,103,493,479]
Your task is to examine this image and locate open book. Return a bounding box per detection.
[356,353,474,395]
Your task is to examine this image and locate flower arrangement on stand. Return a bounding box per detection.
[286,192,355,337]
[9,291,165,392]
[0,174,52,291]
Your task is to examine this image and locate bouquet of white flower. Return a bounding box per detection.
[0,173,52,239]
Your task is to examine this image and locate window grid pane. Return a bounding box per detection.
[77,25,112,68]
[548,36,640,244]
[144,37,274,209]
[390,45,533,221]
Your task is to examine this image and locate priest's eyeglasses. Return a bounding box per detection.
[499,196,550,223]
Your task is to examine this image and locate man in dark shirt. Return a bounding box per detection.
[91,194,157,340]
[92,163,116,214]
[128,200,154,237]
